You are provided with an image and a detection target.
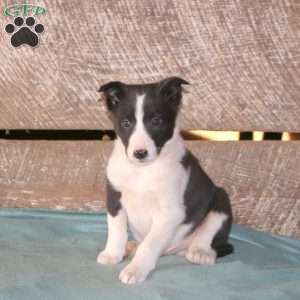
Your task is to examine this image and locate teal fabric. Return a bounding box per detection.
[0,209,300,300]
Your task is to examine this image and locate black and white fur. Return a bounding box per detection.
[97,77,233,284]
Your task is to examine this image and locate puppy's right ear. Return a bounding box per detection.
[98,81,125,111]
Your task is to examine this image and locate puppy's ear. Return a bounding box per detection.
[159,77,189,106]
[98,81,125,111]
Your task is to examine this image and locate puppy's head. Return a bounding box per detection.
[99,77,189,164]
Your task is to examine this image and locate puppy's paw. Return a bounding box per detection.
[97,251,123,265]
[119,263,148,284]
[186,247,216,265]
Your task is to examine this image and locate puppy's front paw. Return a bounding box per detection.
[97,251,123,265]
[186,247,216,265]
[119,263,148,284]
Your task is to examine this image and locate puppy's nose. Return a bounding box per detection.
[133,149,148,160]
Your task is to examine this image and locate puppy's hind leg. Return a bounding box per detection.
[186,187,233,265]
[185,211,228,265]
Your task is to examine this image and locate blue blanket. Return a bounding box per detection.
[0,209,299,300]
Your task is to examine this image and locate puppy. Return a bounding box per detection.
[97,77,233,284]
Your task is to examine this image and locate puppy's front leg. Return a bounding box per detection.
[119,211,182,284]
[97,181,128,265]
[97,210,128,264]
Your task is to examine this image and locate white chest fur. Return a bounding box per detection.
[106,134,190,242]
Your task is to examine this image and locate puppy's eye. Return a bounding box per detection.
[120,119,132,128]
[151,116,163,127]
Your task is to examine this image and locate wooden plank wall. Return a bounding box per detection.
[0,140,299,238]
[0,0,299,131]
[0,1,299,238]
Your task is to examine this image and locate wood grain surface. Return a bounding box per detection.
[0,0,299,131]
[0,140,299,238]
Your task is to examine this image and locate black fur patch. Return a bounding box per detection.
[99,82,139,150]
[142,89,178,153]
[142,78,188,152]
[106,179,122,217]
[181,150,216,228]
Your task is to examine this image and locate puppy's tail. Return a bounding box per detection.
[215,243,234,258]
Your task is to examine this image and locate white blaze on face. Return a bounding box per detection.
[127,94,157,163]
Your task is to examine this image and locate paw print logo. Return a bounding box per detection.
[5,16,44,47]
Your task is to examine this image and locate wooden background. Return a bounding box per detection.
[0,0,299,237]
[0,140,299,238]
[0,0,299,131]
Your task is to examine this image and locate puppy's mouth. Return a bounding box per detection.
[128,156,156,166]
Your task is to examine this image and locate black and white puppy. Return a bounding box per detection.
[97,77,233,284]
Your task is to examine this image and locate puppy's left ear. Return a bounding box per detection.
[98,81,125,111]
[159,77,189,106]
